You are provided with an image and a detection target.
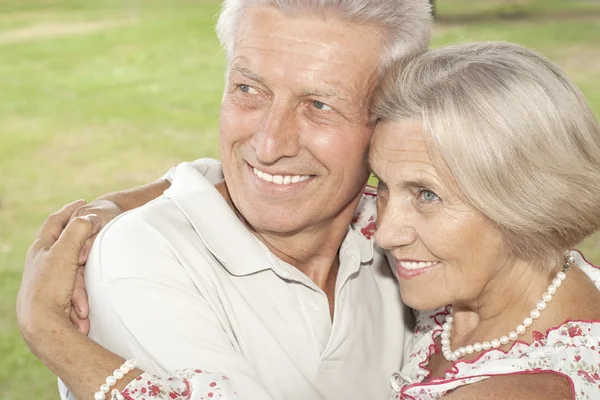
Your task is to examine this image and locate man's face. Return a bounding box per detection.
[219,5,383,235]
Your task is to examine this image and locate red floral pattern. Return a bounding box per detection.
[389,256,600,400]
[116,369,237,400]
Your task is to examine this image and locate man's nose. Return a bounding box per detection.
[375,202,417,251]
[252,102,301,164]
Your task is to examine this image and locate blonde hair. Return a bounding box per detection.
[372,41,600,267]
[216,0,432,72]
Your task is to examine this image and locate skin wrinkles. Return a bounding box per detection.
[369,120,589,378]
[218,5,383,293]
[227,57,371,123]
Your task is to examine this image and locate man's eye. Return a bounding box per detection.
[239,84,257,94]
[313,101,333,111]
[418,189,440,202]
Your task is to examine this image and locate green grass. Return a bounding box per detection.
[1,1,599,398]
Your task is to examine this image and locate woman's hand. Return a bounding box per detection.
[17,200,101,349]
[68,199,123,335]
[17,201,142,399]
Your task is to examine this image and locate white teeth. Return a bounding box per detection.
[399,261,437,270]
[252,167,310,185]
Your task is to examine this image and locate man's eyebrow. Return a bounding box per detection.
[229,66,266,86]
[301,87,352,104]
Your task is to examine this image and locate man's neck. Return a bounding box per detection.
[215,180,362,291]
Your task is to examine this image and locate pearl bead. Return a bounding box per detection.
[114,370,124,380]
[94,392,105,400]
[120,365,130,374]
[542,292,552,302]
[106,376,117,386]
[552,278,562,287]
[100,384,110,394]
[124,360,137,369]
[438,267,568,363]
[565,253,574,264]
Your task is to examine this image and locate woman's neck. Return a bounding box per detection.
[450,258,559,349]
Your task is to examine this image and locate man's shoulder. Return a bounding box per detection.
[351,185,378,240]
[85,196,198,284]
[104,195,189,244]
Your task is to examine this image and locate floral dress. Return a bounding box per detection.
[389,251,600,400]
[113,369,237,400]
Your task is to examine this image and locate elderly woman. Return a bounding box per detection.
[17,42,600,399]
[370,41,600,398]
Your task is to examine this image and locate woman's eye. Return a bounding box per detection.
[239,84,257,94]
[313,101,333,111]
[418,189,440,202]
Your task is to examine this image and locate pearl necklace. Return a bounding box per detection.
[440,252,574,362]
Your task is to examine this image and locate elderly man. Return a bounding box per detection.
[17,1,576,400]
[19,1,429,400]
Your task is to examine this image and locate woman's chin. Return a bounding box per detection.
[399,288,447,311]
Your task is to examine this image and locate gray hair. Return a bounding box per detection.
[372,41,600,267]
[216,0,432,72]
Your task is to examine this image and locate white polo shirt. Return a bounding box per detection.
[75,160,412,400]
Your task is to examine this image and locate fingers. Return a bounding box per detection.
[69,307,91,335]
[78,234,97,265]
[35,200,87,251]
[51,214,101,273]
[72,266,89,319]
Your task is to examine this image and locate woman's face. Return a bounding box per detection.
[369,121,510,310]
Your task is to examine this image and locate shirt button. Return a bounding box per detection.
[310,303,319,312]
[390,372,412,392]
[390,372,402,391]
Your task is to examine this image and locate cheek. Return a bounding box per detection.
[307,124,371,175]
[219,98,260,148]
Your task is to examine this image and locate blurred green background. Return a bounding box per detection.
[0,0,599,398]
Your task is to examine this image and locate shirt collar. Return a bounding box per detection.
[164,162,273,276]
[164,161,375,277]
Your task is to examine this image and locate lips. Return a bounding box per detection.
[396,260,440,280]
[252,166,310,185]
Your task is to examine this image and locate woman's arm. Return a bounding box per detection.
[17,201,246,400]
[17,201,144,398]
[443,373,574,400]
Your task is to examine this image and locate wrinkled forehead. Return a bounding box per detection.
[230,6,385,99]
